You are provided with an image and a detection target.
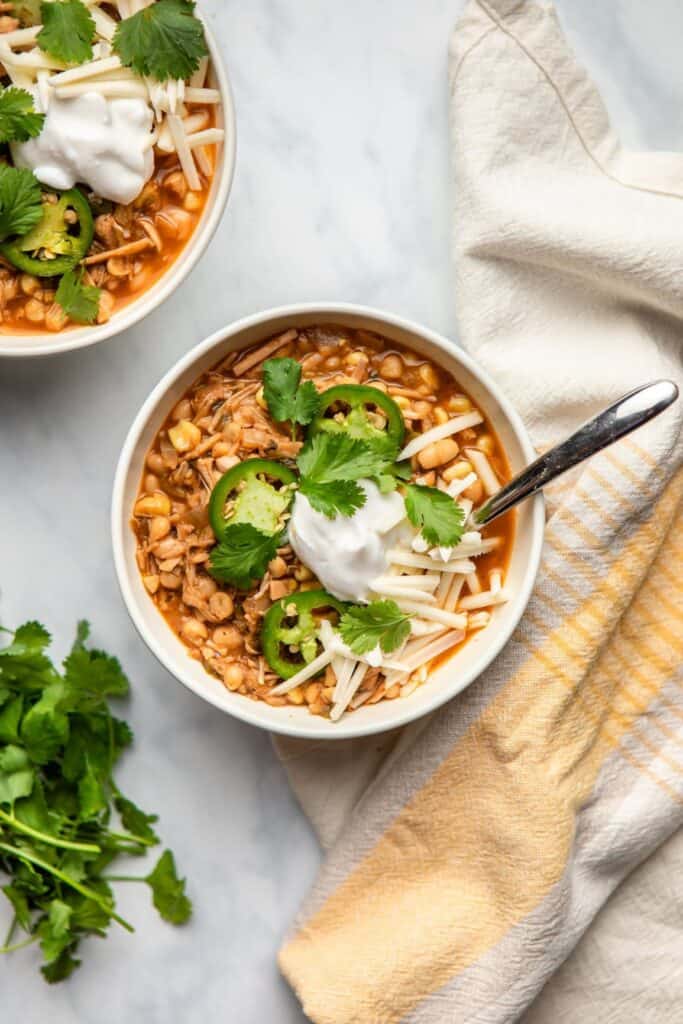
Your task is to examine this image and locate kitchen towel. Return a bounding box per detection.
[276,1,683,1021]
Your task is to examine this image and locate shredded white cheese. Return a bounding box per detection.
[464,448,500,497]
[398,410,484,462]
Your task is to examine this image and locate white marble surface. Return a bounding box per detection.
[1,1,682,1019]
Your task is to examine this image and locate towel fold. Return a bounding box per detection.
[277,2,683,1021]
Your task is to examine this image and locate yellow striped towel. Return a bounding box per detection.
[276,2,683,1021]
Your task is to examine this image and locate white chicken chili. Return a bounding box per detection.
[132,324,515,721]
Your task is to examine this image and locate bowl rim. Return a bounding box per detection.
[112,303,545,740]
[0,13,236,359]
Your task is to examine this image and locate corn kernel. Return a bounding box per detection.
[134,491,171,517]
[442,459,473,482]
[448,395,471,414]
[168,419,201,453]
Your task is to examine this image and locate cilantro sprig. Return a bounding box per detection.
[296,433,397,519]
[0,621,192,983]
[208,523,280,589]
[55,268,101,325]
[339,600,411,656]
[404,483,466,546]
[0,166,43,242]
[262,357,320,438]
[113,0,208,82]
[0,86,45,143]
[38,0,95,66]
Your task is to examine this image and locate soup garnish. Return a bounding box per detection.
[0,0,224,333]
[132,326,514,721]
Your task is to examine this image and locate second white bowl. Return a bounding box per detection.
[0,16,236,359]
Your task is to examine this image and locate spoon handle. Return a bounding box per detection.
[473,380,679,527]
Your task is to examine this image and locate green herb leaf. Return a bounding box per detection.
[10,0,42,26]
[114,795,159,844]
[0,86,44,143]
[41,948,80,983]
[297,433,394,485]
[38,0,95,65]
[0,166,43,242]
[113,0,208,82]
[404,484,466,547]
[13,779,53,835]
[55,268,101,325]
[0,745,34,804]
[63,642,130,707]
[3,883,32,931]
[0,695,23,744]
[20,686,69,765]
[208,524,280,589]
[298,478,366,519]
[339,600,411,656]
[38,899,73,963]
[145,850,192,925]
[77,759,107,819]
[262,357,320,432]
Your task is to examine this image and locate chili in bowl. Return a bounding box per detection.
[112,305,545,740]
[0,0,235,357]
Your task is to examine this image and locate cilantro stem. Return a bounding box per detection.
[3,915,17,947]
[0,934,38,954]
[100,875,143,883]
[0,842,134,933]
[0,809,101,854]
[105,830,156,849]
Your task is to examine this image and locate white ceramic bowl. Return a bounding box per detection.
[0,18,236,359]
[112,304,545,740]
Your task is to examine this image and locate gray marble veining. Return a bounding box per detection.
[2,2,682,1020]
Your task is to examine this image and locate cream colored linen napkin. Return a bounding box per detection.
[276,1,683,1020]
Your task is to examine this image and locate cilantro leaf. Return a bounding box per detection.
[0,166,43,242]
[113,0,208,82]
[38,899,73,963]
[55,268,101,325]
[3,884,32,931]
[262,357,320,433]
[404,484,466,546]
[0,745,34,806]
[339,600,411,656]
[0,694,23,744]
[77,759,107,819]
[115,795,159,844]
[41,949,81,984]
[299,478,366,519]
[208,524,280,589]
[63,642,129,706]
[297,433,394,485]
[145,850,192,925]
[10,0,42,25]
[13,779,53,835]
[38,0,95,65]
[20,686,69,765]
[0,745,34,804]
[0,86,44,143]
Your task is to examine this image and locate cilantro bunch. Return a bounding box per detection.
[0,621,191,983]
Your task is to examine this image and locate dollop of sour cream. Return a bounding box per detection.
[12,92,155,205]
[288,480,406,603]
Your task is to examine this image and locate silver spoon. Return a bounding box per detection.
[473,380,679,527]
